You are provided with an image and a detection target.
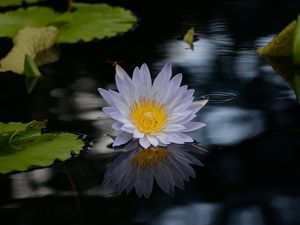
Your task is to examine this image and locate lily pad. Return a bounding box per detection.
[0,121,85,174]
[0,3,137,43]
[264,56,300,102]
[257,21,296,57]
[55,3,137,43]
[0,7,58,38]
[0,0,42,7]
[293,15,300,63]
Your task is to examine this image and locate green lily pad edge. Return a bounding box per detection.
[0,120,86,174]
[0,0,42,7]
[0,2,137,43]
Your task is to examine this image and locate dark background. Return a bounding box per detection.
[1,0,300,224]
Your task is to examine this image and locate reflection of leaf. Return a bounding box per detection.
[26,76,40,94]
[0,3,137,43]
[0,121,85,174]
[35,47,60,67]
[24,54,41,93]
[183,27,195,50]
[0,26,59,74]
[0,0,43,7]
[293,15,300,63]
[257,21,296,57]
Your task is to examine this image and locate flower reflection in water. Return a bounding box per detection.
[102,142,207,198]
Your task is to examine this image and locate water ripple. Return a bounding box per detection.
[200,92,238,103]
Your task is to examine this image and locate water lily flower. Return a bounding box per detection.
[102,143,206,198]
[98,63,207,149]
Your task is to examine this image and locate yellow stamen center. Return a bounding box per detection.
[130,99,167,134]
[132,147,168,167]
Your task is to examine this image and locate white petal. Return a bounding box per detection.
[174,133,194,142]
[112,121,123,130]
[171,98,193,113]
[132,67,142,86]
[163,124,185,132]
[187,104,204,114]
[115,64,130,79]
[140,63,152,95]
[167,136,184,144]
[151,63,172,96]
[184,89,195,99]
[102,106,118,115]
[182,122,206,132]
[113,132,133,147]
[157,83,173,104]
[156,63,172,81]
[121,124,135,133]
[155,133,171,145]
[146,135,159,146]
[115,74,134,106]
[133,130,144,138]
[170,73,182,87]
[165,86,187,111]
[98,88,115,106]
[139,137,151,148]
[170,88,194,112]
[131,67,146,102]
[193,99,209,108]
[108,90,130,114]
[170,110,196,124]
[167,111,191,122]
[109,111,127,123]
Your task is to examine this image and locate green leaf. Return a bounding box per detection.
[55,3,137,43]
[263,56,300,102]
[0,7,58,38]
[0,121,85,174]
[0,3,137,43]
[293,15,300,63]
[0,0,43,7]
[257,20,296,57]
[183,27,195,50]
[24,54,41,77]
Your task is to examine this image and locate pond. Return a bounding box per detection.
[1,0,300,224]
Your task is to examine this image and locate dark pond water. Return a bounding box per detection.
[1,0,300,224]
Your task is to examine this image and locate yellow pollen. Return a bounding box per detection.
[132,147,168,167]
[130,99,167,134]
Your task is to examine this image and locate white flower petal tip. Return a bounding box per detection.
[193,98,209,106]
[115,64,129,79]
[102,143,207,198]
[98,63,207,148]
